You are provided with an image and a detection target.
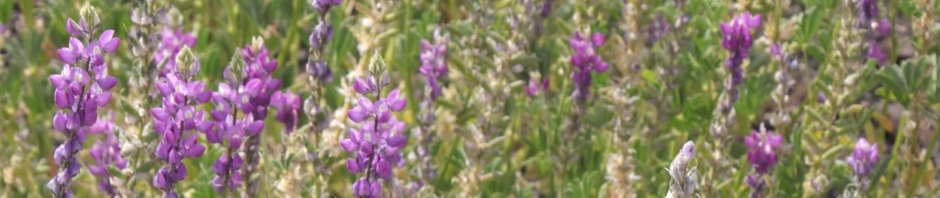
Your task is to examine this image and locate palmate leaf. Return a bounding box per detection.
[873,55,932,106]
[873,64,910,105]
[584,103,613,127]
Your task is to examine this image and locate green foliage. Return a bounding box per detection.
[3,0,940,197]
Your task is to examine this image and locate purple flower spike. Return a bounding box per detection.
[150,46,208,197]
[272,91,302,133]
[341,66,408,197]
[88,113,126,196]
[859,0,881,25]
[312,0,343,14]
[540,0,552,18]
[48,5,120,198]
[875,18,892,36]
[569,31,609,103]
[744,126,778,198]
[847,138,879,177]
[747,174,767,198]
[744,127,783,175]
[419,31,449,101]
[310,22,334,51]
[647,15,670,44]
[156,27,197,76]
[525,78,550,97]
[720,12,762,102]
[770,43,781,57]
[867,40,887,63]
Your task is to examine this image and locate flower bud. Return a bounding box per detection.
[80,3,101,30]
[227,50,246,82]
[368,52,387,75]
[167,7,184,28]
[176,46,196,77]
[251,36,265,55]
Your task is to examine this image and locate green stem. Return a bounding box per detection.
[882,113,909,195]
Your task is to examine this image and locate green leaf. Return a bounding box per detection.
[106,166,128,180]
[584,104,614,127]
[641,69,658,86]
[873,65,910,104]
[804,43,827,61]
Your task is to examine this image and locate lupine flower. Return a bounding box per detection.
[47,5,119,197]
[744,125,782,198]
[419,31,449,100]
[155,27,197,75]
[525,78,549,97]
[867,40,887,63]
[341,65,408,197]
[87,112,127,196]
[744,127,782,175]
[666,141,697,198]
[239,37,281,196]
[847,138,879,177]
[720,12,761,99]
[647,14,670,44]
[817,92,827,103]
[306,0,339,86]
[770,43,781,57]
[569,31,609,102]
[858,0,880,25]
[272,91,302,133]
[307,21,334,84]
[746,174,767,198]
[540,0,551,18]
[199,52,255,193]
[874,18,891,36]
[151,46,209,198]
[310,22,334,51]
[312,0,343,14]
[857,0,891,64]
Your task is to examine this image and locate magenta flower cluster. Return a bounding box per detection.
[155,27,197,75]
[48,14,120,198]
[312,0,343,14]
[272,91,302,133]
[150,47,210,198]
[341,74,409,197]
[307,23,335,83]
[201,69,258,192]
[859,0,891,63]
[419,33,449,100]
[744,128,783,198]
[525,78,549,97]
[847,138,879,177]
[720,12,761,101]
[307,0,341,84]
[647,14,670,44]
[569,31,609,102]
[87,113,127,196]
[239,43,281,121]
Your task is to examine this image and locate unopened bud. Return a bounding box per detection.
[131,8,152,25]
[80,3,100,29]
[251,36,265,54]
[176,46,196,76]
[368,51,387,75]
[228,51,246,82]
[167,7,184,28]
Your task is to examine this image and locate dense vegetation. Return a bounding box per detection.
[1,0,940,197]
